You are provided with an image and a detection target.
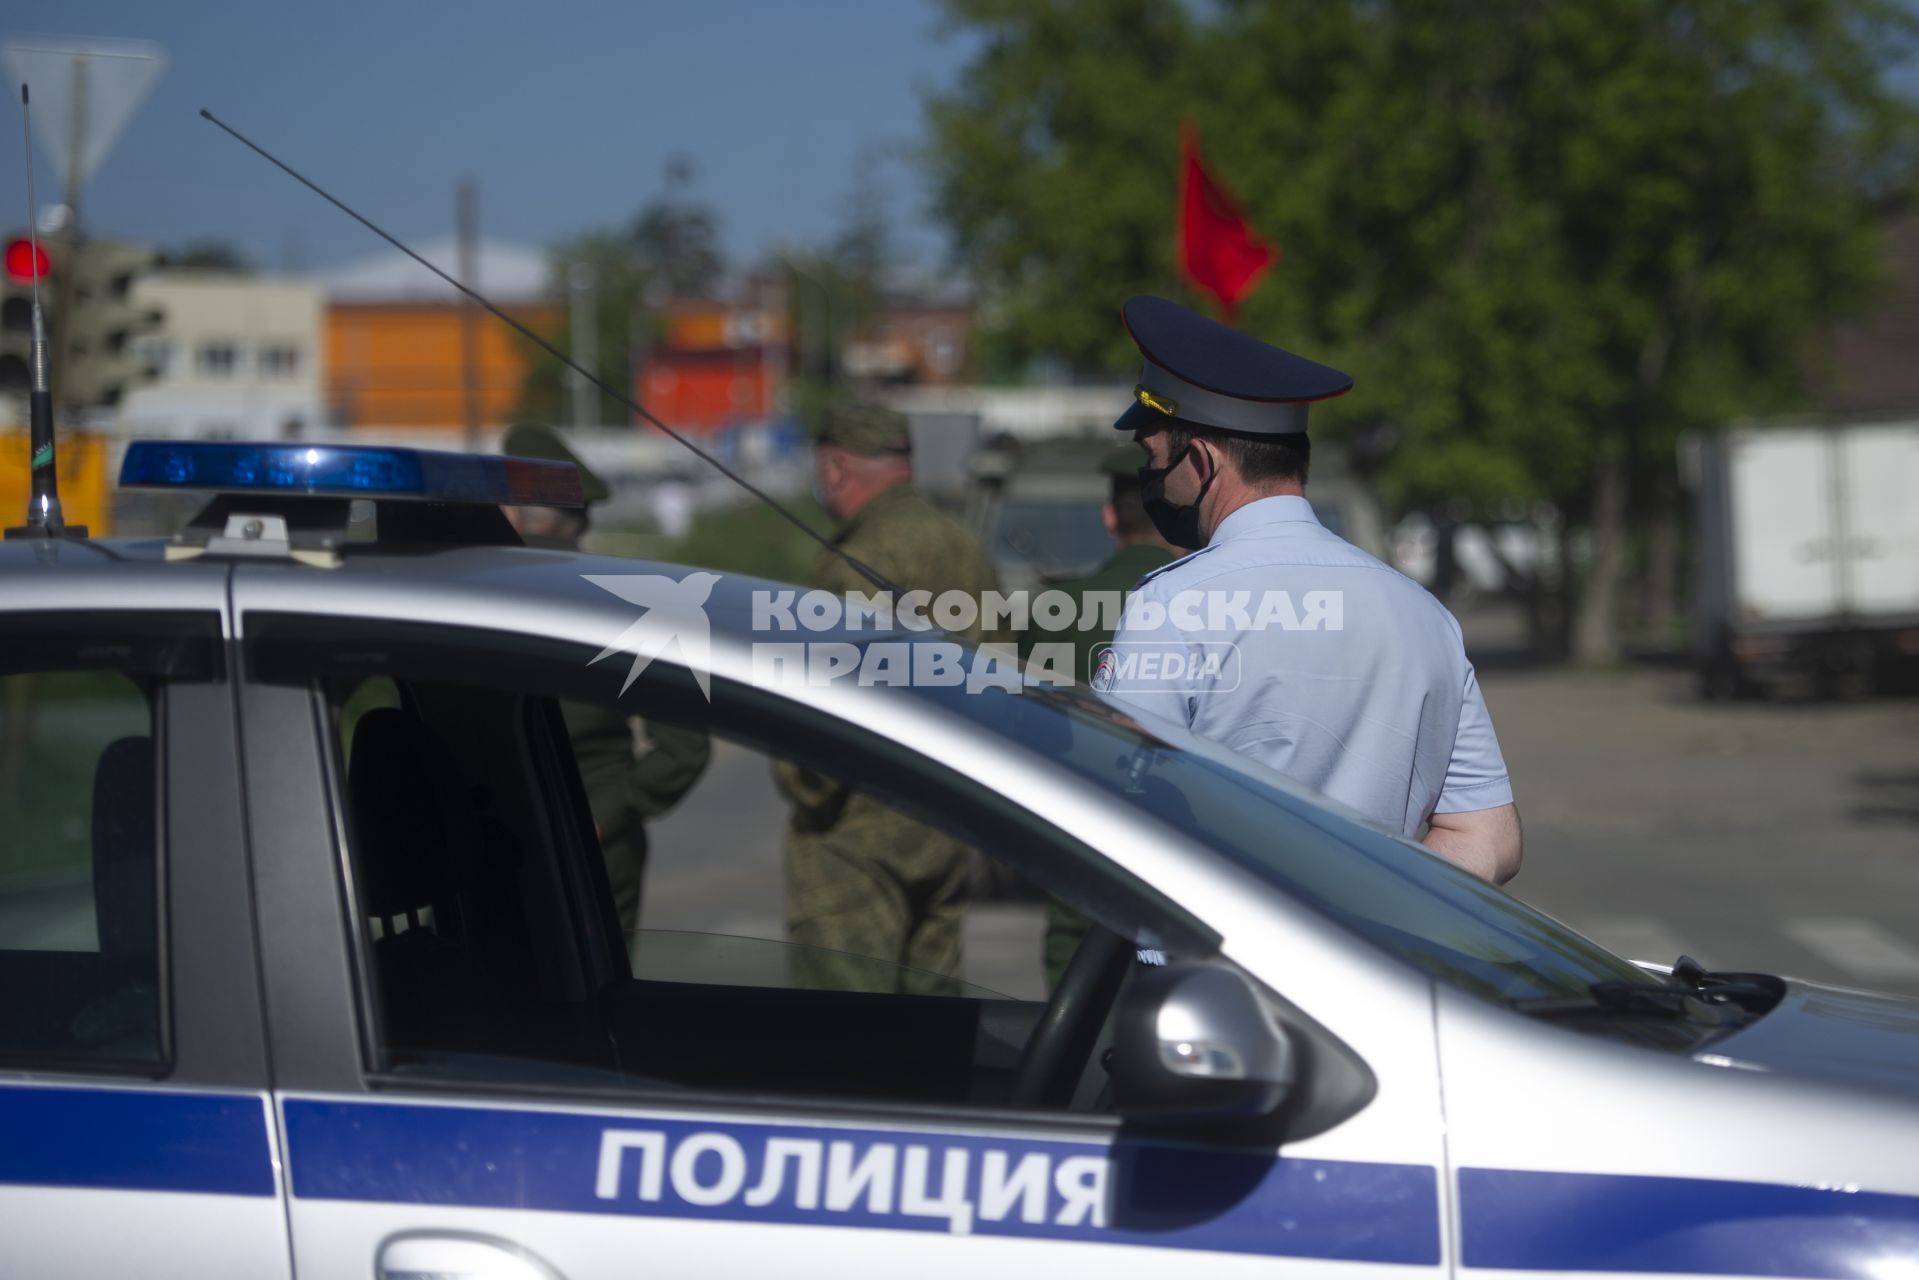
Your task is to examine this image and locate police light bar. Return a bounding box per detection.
[118,441,585,508]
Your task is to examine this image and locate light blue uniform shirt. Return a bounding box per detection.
[1095,495,1512,836]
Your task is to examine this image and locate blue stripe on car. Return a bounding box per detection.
[1460,1166,1919,1276]
[285,1098,1441,1263]
[0,1083,275,1197]
[13,1080,1916,1275]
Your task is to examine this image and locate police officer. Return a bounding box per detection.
[499,423,712,931]
[775,403,1004,992]
[1019,443,1176,984]
[1095,298,1522,883]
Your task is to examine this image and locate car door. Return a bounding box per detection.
[235,592,1449,1280]
[0,602,292,1279]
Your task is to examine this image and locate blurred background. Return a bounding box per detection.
[2,1,1916,999]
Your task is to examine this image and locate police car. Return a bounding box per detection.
[4,439,1919,1280]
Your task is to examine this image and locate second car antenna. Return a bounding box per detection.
[197,107,897,593]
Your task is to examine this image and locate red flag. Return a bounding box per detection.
[1178,123,1276,323]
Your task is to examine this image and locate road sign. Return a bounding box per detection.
[1,38,166,193]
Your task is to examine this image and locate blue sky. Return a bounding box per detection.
[2,1,976,274]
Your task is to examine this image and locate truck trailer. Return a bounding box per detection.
[1688,419,1919,698]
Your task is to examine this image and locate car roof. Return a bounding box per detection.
[0,531,1396,840]
[0,536,232,612]
[0,534,901,651]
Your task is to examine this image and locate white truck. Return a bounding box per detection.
[1689,418,1919,697]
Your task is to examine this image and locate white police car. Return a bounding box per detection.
[3,440,1918,1280]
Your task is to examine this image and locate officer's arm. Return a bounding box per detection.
[1424,802,1523,885]
[1429,657,1520,883]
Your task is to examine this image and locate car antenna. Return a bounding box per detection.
[197,108,898,594]
[5,84,89,541]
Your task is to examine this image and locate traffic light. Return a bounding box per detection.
[0,234,49,399]
[1,233,163,414]
[61,238,165,412]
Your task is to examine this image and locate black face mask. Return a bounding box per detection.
[1138,442,1215,551]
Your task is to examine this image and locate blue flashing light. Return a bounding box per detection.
[118,441,584,508]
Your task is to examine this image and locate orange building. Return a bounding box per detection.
[325,301,559,429]
[318,238,560,430]
[635,291,790,432]
[842,304,973,386]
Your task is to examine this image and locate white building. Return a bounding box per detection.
[317,237,551,304]
[120,272,325,439]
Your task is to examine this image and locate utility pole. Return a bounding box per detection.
[627,289,647,430]
[760,272,784,418]
[786,258,834,388]
[568,260,597,429]
[457,178,480,452]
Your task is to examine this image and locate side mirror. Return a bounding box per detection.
[1108,962,1295,1122]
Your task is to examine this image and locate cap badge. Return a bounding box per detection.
[1133,386,1178,418]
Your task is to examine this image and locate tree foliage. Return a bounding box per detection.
[628,155,726,297]
[519,157,727,426]
[926,0,1919,657]
[517,228,657,427]
[157,240,253,272]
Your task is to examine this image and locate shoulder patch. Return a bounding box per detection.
[1091,645,1118,692]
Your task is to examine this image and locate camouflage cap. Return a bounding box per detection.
[812,402,912,456]
[500,422,610,504]
[1100,441,1148,479]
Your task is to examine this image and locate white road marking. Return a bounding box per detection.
[1576,915,1703,968]
[1781,918,1919,982]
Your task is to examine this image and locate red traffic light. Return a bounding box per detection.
[5,238,51,285]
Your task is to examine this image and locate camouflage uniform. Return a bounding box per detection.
[565,708,711,931]
[777,405,1006,993]
[502,423,711,933]
[1017,445,1173,987]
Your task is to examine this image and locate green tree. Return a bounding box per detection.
[926,0,1919,660]
[518,158,728,425]
[836,145,898,290]
[926,0,1200,370]
[777,147,925,421]
[779,247,864,425]
[517,229,655,427]
[157,240,253,271]
[628,155,725,297]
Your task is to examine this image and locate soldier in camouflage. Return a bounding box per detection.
[775,403,1005,993]
[500,423,711,934]
[1018,443,1175,987]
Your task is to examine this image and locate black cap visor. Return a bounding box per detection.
[1114,397,1182,435]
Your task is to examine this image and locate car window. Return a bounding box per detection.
[628,929,1008,998]
[0,613,223,1072]
[902,667,1662,1008]
[610,720,1024,1001]
[250,613,1212,1113]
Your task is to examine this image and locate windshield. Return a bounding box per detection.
[911,674,1656,1007]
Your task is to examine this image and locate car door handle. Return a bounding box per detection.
[378,1232,564,1280]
